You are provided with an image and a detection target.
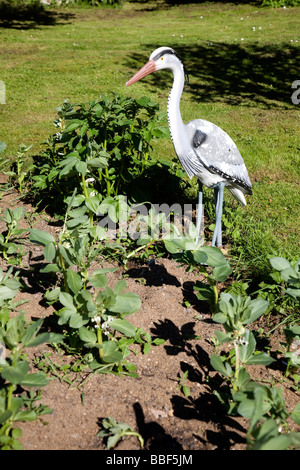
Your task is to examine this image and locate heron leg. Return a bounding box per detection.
[214,186,222,246]
[212,182,225,247]
[196,180,204,245]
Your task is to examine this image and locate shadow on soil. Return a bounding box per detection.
[151,318,247,449]
[125,41,297,109]
[133,402,184,451]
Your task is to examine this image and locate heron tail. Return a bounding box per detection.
[228,187,247,206]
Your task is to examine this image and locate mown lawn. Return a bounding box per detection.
[0,0,299,263]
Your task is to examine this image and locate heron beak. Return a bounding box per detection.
[126,59,156,87]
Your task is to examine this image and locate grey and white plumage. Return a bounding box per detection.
[126,46,252,246]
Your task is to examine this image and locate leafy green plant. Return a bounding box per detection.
[281,324,300,381]
[27,94,168,214]
[211,292,274,393]
[236,385,300,450]
[97,416,144,449]
[2,144,32,194]
[0,301,63,449]
[164,232,232,310]
[0,207,27,265]
[28,194,144,374]
[261,0,300,6]
[176,370,190,398]
[269,256,300,302]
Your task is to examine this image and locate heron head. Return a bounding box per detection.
[126,46,186,87]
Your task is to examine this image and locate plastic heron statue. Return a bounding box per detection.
[126,47,252,247]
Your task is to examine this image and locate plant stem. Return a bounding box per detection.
[4,351,18,435]
[212,284,218,311]
[58,244,69,294]
[233,340,240,391]
[97,327,104,362]
[125,431,144,449]
[81,174,94,225]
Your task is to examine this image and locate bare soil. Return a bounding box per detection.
[0,178,299,451]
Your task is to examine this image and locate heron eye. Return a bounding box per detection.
[161,57,164,61]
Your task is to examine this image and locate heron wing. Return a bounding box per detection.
[185,119,252,193]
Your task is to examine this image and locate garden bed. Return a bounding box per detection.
[0,177,299,451]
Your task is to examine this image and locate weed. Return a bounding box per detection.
[97,416,144,450]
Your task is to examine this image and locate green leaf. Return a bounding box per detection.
[57,307,73,326]
[20,318,43,347]
[102,341,123,364]
[286,288,300,300]
[66,269,82,295]
[90,272,108,288]
[197,246,227,267]
[25,332,64,348]
[246,298,269,324]
[85,196,100,214]
[45,287,61,302]
[0,286,19,301]
[110,292,141,315]
[246,351,275,366]
[20,372,49,388]
[43,242,56,262]
[40,263,60,273]
[113,279,127,295]
[75,160,87,176]
[59,291,76,311]
[14,410,37,422]
[29,228,55,246]
[87,157,107,169]
[210,354,232,377]
[106,433,121,449]
[78,327,97,345]
[57,244,74,267]
[269,257,291,271]
[64,121,82,133]
[212,263,232,282]
[109,319,135,337]
[194,281,214,302]
[0,410,12,424]
[69,313,86,329]
[238,330,256,364]
[1,361,29,385]
[214,329,232,344]
[212,312,228,324]
[291,402,300,425]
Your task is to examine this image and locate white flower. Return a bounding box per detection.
[102,316,114,336]
[86,177,95,183]
[91,315,101,329]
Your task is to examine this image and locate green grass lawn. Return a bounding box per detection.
[0,0,299,265]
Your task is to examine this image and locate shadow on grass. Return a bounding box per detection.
[0,1,75,29]
[125,41,298,109]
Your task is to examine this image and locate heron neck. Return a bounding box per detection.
[167,64,188,156]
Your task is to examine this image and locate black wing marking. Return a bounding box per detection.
[193,129,207,148]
